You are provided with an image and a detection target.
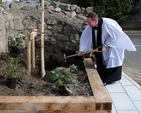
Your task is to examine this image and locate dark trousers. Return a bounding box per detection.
[95,53,122,83]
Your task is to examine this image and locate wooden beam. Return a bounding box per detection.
[0,110,110,113]
[83,58,112,111]
[0,96,96,112]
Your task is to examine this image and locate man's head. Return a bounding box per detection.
[86,12,99,28]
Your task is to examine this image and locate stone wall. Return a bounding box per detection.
[0,18,7,53]
[0,1,94,53]
[1,0,141,53]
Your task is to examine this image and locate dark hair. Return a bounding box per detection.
[87,12,99,20]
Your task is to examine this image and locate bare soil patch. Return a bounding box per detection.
[0,39,92,96]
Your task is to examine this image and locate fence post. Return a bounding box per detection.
[27,29,37,72]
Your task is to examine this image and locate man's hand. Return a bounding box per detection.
[102,46,106,52]
[78,51,84,56]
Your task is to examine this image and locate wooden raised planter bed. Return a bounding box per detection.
[0,58,112,113]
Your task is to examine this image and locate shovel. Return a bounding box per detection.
[64,46,104,61]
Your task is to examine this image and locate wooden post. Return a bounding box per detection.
[41,0,45,78]
[27,29,37,72]
[32,37,35,69]
[31,29,37,69]
[27,33,32,72]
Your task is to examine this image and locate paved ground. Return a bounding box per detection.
[106,72,141,113]
[123,32,141,86]
[106,31,141,113]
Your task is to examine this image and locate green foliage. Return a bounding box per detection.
[102,0,133,22]
[8,34,27,50]
[49,64,78,88]
[73,0,139,23]
[4,56,21,79]
[73,0,94,7]
[71,37,80,52]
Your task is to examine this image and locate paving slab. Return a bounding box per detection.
[106,72,141,113]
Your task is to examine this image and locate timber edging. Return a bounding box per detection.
[0,58,112,113]
[84,58,112,112]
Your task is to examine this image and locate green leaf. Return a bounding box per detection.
[4,56,20,79]
[50,64,78,88]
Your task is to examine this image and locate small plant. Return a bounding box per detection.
[50,64,78,89]
[8,34,27,52]
[71,37,80,53]
[4,56,21,79]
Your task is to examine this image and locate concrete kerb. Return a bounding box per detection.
[122,72,141,91]
[124,30,141,35]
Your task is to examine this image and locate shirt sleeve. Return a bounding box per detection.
[79,25,93,52]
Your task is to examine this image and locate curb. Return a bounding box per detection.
[122,72,141,91]
[124,30,141,35]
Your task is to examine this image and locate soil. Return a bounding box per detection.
[0,39,92,96]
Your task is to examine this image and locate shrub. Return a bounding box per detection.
[8,34,27,51]
[49,64,78,88]
[4,56,21,79]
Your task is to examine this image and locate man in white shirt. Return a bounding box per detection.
[78,12,136,85]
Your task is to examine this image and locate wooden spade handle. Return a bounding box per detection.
[82,46,104,55]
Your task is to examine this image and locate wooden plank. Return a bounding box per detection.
[0,96,96,112]
[83,58,112,110]
[0,110,111,113]
[38,110,111,113]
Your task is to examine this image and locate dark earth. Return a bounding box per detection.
[0,39,92,96]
